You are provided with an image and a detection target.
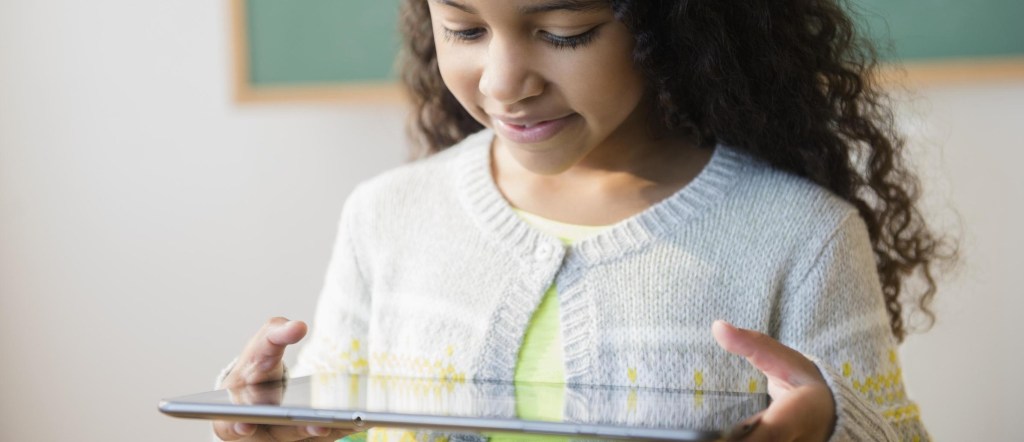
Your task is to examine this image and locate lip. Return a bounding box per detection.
[492,113,576,144]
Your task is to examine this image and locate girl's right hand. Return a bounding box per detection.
[213,317,354,441]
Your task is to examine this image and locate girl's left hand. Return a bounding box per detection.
[712,320,836,442]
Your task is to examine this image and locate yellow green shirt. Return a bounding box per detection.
[343,211,609,442]
[489,210,611,441]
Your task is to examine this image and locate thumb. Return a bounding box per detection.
[711,320,820,388]
[265,318,307,347]
[235,317,308,385]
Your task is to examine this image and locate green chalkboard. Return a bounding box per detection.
[234,0,1023,92]
[855,0,1024,61]
[242,0,401,86]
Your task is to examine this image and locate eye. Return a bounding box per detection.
[442,27,486,42]
[541,26,601,50]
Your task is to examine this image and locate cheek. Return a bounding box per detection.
[433,35,459,91]
[560,49,645,124]
[434,43,488,123]
[604,65,646,114]
[438,62,473,98]
[545,22,645,122]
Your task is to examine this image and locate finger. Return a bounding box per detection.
[711,320,820,388]
[234,318,308,385]
[725,411,763,441]
[212,420,257,441]
[296,430,362,442]
[237,378,287,405]
[265,424,340,441]
[251,318,307,371]
[264,318,308,347]
[739,386,834,442]
[311,429,362,441]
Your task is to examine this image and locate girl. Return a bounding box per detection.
[215,0,953,441]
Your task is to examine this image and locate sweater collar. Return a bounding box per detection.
[455,129,749,267]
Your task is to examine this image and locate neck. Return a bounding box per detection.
[492,131,713,225]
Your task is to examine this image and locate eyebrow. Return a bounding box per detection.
[520,0,607,15]
[432,0,478,14]
[431,0,606,16]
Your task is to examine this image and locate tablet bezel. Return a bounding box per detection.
[159,375,766,441]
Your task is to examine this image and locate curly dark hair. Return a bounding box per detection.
[398,0,956,342]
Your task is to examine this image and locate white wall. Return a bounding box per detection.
[0,1,406,440]
[1,0,1020,440]
[897,82,1024,440]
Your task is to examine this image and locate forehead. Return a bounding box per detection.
[429,0,609,16]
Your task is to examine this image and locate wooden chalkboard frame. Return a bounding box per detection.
[228,0,1023,104]
[229,0,403,103]
[887,57,1024,88]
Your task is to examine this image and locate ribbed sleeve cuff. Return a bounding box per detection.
[810,357,899,442]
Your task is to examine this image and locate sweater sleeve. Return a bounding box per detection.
[777,213,929,442]
[209,188,372,441]
[290,185,372,378]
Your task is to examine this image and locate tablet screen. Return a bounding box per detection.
[161,373,768,441]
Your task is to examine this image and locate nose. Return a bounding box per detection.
[478,38,544,105]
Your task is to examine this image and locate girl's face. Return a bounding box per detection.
[427,0,649,175]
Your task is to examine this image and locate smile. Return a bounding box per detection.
[493,114,576,144]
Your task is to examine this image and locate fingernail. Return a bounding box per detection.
[234,422,256,435]
[308,425,330,436]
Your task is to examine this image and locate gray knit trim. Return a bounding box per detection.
[812,357,899,442]
[456,129,750,268]
[454,129,750,385]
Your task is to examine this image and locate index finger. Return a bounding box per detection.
[232,317,308,386]
[213,421,257,441]
[711,320,820,387]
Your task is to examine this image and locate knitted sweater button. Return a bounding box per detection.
[534,243,554,261]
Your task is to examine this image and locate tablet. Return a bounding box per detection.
[160,372,767,441]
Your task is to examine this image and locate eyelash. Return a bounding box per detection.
[442,26,600,50]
